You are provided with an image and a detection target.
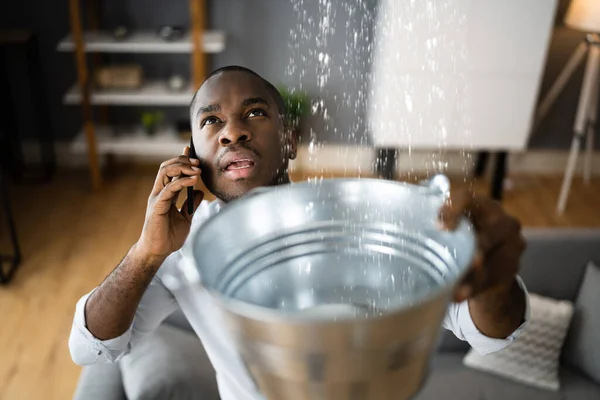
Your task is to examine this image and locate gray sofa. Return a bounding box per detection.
[72,229,600,399]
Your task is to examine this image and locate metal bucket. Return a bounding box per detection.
[185,176,475,400]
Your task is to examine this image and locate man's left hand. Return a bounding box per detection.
[438,190,527,338]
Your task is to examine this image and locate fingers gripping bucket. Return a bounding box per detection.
[185,176,475,400]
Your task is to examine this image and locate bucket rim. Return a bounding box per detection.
[185,177,476,323]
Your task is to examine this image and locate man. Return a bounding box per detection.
[69,66,529,399]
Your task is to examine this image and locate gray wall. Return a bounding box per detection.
[2,0,596,149]
[210,0,376,146]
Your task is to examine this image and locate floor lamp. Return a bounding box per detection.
[535,0,600,215]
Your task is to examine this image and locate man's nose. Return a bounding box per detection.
[219,122,252,146]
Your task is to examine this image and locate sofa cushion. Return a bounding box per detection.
[120,324,219,400]
[564,261,600,384]
[414,353,600,400]
[435,229,599,355]
[518,229,600,302]
[463,294,574,391]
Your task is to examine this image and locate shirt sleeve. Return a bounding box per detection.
[442,275,530,355]
[68,253,179,366]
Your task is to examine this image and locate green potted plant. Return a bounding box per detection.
[278,86,310,141]
[141,111,164,136]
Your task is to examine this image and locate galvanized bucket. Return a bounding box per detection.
[186,176,475,400]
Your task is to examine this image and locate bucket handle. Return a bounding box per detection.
[422,174,451,200]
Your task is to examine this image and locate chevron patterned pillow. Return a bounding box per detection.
[463,293,574,391]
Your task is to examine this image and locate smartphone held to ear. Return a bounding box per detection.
[188,139,197,215]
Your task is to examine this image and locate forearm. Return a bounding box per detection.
[84,242,166,340]
[468,277,526,339]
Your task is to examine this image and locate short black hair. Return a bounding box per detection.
[189,65,286,122]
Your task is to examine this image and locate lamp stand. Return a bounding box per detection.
[535,34,600,214]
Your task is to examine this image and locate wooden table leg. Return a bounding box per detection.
[376,148,397,180]
[491,151,507,201]
[474,151,490,178]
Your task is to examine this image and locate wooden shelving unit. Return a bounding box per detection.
[62,81,196,106]
[57,31,226,54]
[61,0,224,189]
[70,125,188,157]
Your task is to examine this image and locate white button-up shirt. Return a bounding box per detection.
[69,199,529,400]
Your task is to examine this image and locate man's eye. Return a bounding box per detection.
[247,109,267,118]
[201,116,220,127]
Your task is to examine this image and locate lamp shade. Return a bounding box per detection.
[565,0,600,33]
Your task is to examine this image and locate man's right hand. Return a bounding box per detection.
[136,146,204,262]
[81,147,204,342]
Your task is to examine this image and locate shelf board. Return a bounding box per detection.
[64,80,194,106]
[57,30,226,54]
[71,126,188,156]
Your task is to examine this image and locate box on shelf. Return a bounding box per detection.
[95,65,143,90]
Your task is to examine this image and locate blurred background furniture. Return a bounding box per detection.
[377,149,509,200]
[371,0,559,200]
[0,168,21,284]
[0,30,56,184]
[71,228,600,400]
[59,0,226,190]
[534,0,600,215]
[416,228,600,400]
[0,29,54,284]
[472,151,508,200]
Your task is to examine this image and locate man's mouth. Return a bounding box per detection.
[221,156,258,180]
[224,159,255,171]
[219,149,260,180]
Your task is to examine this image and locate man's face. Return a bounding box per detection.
[191,71,296,202]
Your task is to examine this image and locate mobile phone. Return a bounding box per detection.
[188,138,197,215]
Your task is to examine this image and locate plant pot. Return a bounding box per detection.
[144,125,157,136]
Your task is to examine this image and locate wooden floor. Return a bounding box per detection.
[0,169,599,400]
